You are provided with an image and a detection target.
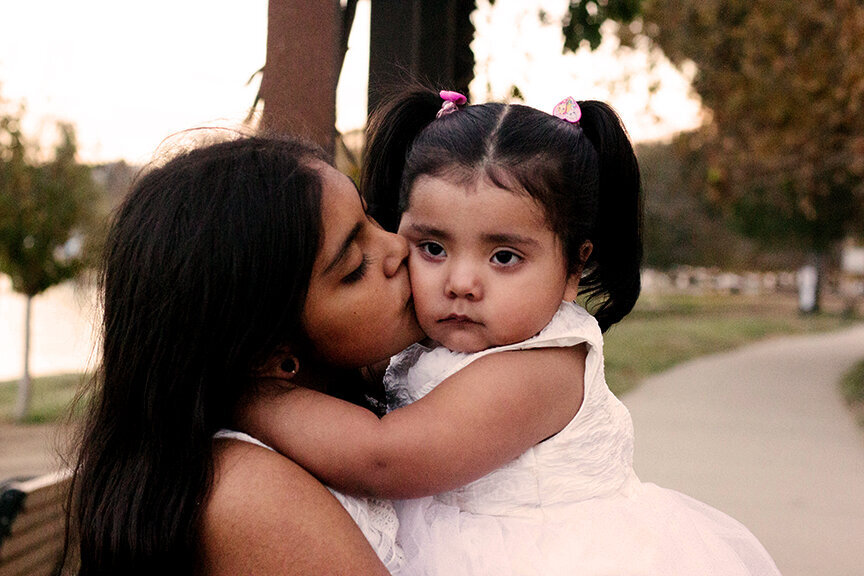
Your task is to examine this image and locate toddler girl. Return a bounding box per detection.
[242,90,782,575]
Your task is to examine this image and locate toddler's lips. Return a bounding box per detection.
[439,314,479,325]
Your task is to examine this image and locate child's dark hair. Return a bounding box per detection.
[362,87,643,331]
[68,134,327,574]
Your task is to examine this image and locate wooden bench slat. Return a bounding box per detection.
[9,473,71,511]
[6,499,67,537]
[0,513,66,561]
[0,536,63,576]
[0,470,73,576]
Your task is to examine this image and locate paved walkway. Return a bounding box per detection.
[623,323,864,576]
[0,422,70,480]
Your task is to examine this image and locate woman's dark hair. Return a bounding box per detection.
[68,134,327,574]
[362,87,643,331]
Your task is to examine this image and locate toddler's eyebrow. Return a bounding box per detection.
[403,223,539,248]
[402,223,451,240]
[483,232,540,248]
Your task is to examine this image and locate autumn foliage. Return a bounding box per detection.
[642,0,864,251]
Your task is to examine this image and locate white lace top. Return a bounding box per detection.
[384,301,639,517]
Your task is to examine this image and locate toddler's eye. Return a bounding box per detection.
[491,250,521,266]
[419,242,446,259]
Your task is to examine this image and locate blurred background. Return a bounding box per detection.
[2,0,863,421]
[2,0,863,427]
[2,2,863,574]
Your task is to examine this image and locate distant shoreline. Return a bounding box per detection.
[0,276,99,381]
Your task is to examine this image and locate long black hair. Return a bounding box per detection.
[362,87,643,331]
[68,134,327,574]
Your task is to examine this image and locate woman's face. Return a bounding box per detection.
[302,163,424,368]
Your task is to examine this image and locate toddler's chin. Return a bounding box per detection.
[436,334,490,354]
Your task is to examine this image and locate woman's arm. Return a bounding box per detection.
[238,345,587,500]
[199,439,390,575]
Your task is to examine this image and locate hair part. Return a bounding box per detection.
[363,88,643,331]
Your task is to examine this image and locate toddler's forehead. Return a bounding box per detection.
[413,169,533,199]
[409,176,554,233]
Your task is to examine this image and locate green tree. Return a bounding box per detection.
[0,108,98,421]
[561,0,643,51]
[641,0,864,307]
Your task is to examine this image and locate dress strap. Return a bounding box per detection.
[214,429,276,452]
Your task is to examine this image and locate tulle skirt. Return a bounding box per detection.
[393,483,781,576]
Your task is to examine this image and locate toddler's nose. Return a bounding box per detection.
[446,263,482,300]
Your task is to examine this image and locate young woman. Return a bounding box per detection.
[67,134,424,575]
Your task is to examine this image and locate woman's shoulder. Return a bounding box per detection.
[198,439,389,575]
[206,437,318,511]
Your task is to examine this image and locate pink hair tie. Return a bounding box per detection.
[552,96,582,124]
[436,90,467,119]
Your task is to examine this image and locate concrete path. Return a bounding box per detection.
[623,323,864,576]
[0,422,70,480]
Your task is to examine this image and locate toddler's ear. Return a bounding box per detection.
[563,241,593,301]
[563,274,581,301]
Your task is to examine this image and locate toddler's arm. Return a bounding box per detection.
[237,345,586,499]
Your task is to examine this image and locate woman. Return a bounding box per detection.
[67,133,424,574]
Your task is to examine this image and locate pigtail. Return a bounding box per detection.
[577,101,643,331]
[361,86,443,232]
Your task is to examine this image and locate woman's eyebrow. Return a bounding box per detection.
[323,222,362,274]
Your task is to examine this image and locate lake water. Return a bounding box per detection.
[0,275,99,381]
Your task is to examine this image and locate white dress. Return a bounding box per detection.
[213,429,405,573]
[384,301,782,576]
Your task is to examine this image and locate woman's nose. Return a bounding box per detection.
[446,262,482,300]
[382,230,409,278]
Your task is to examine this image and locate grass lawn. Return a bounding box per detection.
[0,373,89,424]
[603,291,856,396]
[840,359,864,427]
[1,291,859,424]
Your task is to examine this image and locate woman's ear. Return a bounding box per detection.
[563,241,593,301]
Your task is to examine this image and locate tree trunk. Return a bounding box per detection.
[15,295,33,422]
[368,0,475,114]
[261,0,341,156]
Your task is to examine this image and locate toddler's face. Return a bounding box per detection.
[398,175,578,353]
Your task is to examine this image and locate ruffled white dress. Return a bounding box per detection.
[213,429,405,573]
[384,301,782,576]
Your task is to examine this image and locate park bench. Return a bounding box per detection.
[0,470,72,576]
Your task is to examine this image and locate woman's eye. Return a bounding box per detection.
[342,256,368,284]
[419,242,446,259]
[491,250,521,266]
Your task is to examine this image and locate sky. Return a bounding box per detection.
[0,0,702,165]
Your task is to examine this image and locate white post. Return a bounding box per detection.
[15,294,33,422]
